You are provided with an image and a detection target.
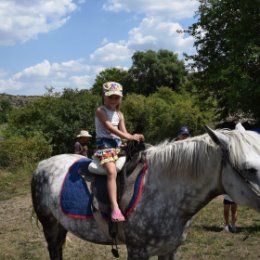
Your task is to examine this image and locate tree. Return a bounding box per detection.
[7,89,99,154]
[187,0,260,120]
[91,68,129,95]
[121,94,147,134]
[122,87,216,143]
[0,98,13,123]
[128,49,187,96]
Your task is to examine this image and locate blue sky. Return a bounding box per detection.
[0,0,199,96]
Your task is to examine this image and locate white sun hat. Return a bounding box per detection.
[77,130,92,138]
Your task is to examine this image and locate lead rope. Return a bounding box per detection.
[109,222,119,258]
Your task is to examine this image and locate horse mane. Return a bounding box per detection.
[146,129,260,180]
[225,130,260,168]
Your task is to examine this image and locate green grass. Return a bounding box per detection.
[0,164,35,200]
[176,199,260,260]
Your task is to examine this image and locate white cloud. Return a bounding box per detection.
[0,1,198,95]
[90,15,195,75]
[0,78,24,94]
[90,42,132,67]
[0,0,80,45]
[100,1,197,62]
[0,59,101,95]
[70,75,91,86]
[103,0,199,20]
[89,16,195,67]
[13,60,51,79]
[127,16,195,57]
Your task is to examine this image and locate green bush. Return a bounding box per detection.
[122,87,216,143]
[0,132,52,170]
[6,89,99,155]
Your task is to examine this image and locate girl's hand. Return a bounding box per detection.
[132,134,144,142]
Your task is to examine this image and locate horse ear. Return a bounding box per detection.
[235,122,246,132]
[204,125,230,149]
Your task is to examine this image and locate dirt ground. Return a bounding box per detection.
[0,195,259,260]
[0,195,130,260]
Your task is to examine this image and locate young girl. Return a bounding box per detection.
[94,82,144,222]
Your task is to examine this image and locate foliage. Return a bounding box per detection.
[121,94,147,135]
[128,49,187,96]
[6,89,100,155]
[187,0,260,120]
[122,87,215,144]
[91,68,129,95]
[0,132,52,169]
[4,87,214,153]
[91,50,188,97]
[0,98,13,123]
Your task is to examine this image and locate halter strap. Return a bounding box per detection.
[222,149,260,197]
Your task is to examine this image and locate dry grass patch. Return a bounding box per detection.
[0,194,259,260]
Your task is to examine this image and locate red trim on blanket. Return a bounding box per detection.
[125,160,148,217]
[65,213,94,219]
[59,158,94,219]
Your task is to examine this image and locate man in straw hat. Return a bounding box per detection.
[74,130,92,157]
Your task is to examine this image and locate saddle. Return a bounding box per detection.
[80,141,148,241]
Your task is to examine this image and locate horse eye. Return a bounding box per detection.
[245,167,257,175]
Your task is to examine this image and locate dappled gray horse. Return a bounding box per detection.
[31,123,260,260]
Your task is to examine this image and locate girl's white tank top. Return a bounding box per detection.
[95,106,121,139]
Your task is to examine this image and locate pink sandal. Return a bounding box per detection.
[111,209,125,222]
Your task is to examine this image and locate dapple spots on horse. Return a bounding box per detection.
[31,124,260,260]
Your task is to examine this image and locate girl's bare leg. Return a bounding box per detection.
[105,162,119,210]
[104,162,125,222]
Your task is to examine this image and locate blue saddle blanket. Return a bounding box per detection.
[60,158,93,219]
[60,157,147,219]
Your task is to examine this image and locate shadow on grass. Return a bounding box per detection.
[201,225,223,232]
[201,225,260,234]
[238,225,260,234]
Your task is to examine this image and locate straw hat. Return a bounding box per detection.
[77,130,92,138]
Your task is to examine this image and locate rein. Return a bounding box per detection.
[222,149,260,197]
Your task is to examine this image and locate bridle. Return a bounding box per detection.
[222,149,260,197]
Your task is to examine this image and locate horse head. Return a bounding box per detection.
[205,123,260,211]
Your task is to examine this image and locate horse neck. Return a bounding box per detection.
[145,140,224,215]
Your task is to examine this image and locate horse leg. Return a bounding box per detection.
[32,177,67,260]
[39,214,68,260]
[126,246,149,260]
[158,252,176,260]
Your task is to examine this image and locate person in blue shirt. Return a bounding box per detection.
[175,126,190,141]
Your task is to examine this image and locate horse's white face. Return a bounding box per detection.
[206,123,260,211]
[222,152,260,211]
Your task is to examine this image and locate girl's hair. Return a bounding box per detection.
[102,94,122,111]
